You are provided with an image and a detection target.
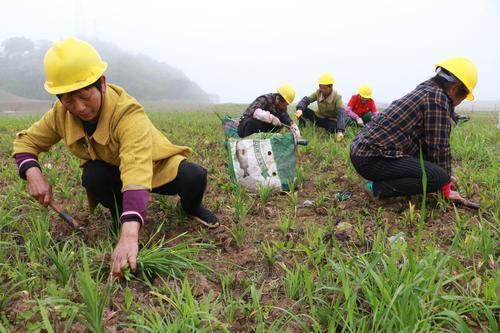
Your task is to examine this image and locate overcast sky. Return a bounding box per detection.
[1,0,499,103]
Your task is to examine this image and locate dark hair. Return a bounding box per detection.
[56,77,103,100]
[275,93,286,104]
[431,69,468,99]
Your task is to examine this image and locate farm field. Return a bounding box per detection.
[0,107,498,332]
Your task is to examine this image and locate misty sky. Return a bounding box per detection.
[1,0,499,103]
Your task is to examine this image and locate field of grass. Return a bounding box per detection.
[0,106,498,332]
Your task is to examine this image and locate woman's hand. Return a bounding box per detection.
[447,190,480,209]
[110,221,140,278]
[26,167,52,207]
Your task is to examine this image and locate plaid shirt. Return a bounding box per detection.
[240,93,292,125]
[350,80,453,175]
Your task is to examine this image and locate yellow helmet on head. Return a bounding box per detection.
[358,84,372,99]
[44,37,108,95]
[435,57,477,101]
[277,84,295,104]
[318,72,334,85]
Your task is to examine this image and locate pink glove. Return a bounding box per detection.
[253,108,273,123]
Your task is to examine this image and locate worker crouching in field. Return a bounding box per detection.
[12,37,219,278]
[345,84,378,127]
[237,84,301,141]
[295,72,346,142]
[350,57,479,206]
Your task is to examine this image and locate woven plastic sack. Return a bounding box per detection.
[226,132,297,192]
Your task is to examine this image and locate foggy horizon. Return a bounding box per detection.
[1,0,499,104]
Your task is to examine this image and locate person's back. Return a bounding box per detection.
[351,80,451,162]
[349,57,479,208]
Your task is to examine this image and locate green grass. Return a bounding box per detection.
[0,108,498,331]
[123,231,213,283]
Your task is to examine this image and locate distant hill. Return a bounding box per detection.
[0,36,215,103]
[0,89,52,113]
[0,89,49,103]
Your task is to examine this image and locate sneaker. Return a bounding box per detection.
[189,206,220,228]
[364,182,405,210]
[365,181,379,201]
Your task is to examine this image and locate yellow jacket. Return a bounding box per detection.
[13,84,192,193]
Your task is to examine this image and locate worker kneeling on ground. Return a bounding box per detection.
[12,37,219,278]
[350,57,478,206]
[295,72,346,142]
[237,84,301,141]
[345,84,378,127]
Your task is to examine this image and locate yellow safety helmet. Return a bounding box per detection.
[435,57,477,101]
[358,84,373,99]
[318,72,334,85]
[44,37,108,95]
[277,84,296,104]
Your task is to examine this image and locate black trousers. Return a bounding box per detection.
[237,117,281,138]
[82,160,207,219]
[300,108,340,133]
[350,154,450,198]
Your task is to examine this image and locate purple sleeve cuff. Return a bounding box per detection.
[14,153,40,180]
[121,189,149,226]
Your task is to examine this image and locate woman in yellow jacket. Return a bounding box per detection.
[12,38,219,278]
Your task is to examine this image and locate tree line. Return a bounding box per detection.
[0,37,214,102]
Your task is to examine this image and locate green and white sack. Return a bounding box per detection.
[226,132,297,192]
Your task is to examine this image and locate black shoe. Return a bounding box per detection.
[189,206,220,228]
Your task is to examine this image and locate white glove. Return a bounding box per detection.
[356,117,364,126]
[290,124,301,143]
[336,132,344,142]
[271,115,282,127]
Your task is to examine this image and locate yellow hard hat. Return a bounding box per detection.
[358,84,372,99]
[435,57,477,101]
[277,84,295,104]
[44,37,108,95]
[318,72,334,85]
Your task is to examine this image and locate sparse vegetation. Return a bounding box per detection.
[0,108,498,331]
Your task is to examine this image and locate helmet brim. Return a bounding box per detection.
[44,62,107,95]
